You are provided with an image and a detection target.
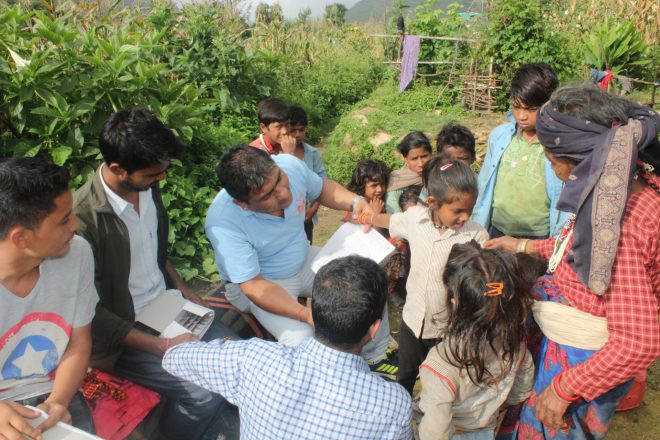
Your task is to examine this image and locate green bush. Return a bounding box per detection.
[0,2,386,281]
[484,0,581,107]
[583,20,650,77]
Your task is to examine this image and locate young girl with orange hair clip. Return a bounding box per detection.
[417,240,545,440]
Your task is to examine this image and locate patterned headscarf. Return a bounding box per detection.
[536,101,660,295]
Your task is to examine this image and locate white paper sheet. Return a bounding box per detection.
[311,223,395,273]
[24,406,102,439]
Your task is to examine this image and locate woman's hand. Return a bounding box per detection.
[535,384,571,431]
[483,236,519,253]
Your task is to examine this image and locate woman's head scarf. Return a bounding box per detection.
[536,99,660,295]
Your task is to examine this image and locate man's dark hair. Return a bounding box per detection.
[257,98,290,126]
[312,256,387,350]
[99,107,185,173]
[289,105,308,127]
[510,63,558,108]
[435,123,476,157]
[0,157,71,238]
[216,145,277,202]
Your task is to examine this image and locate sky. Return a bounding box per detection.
[241,0,359,19]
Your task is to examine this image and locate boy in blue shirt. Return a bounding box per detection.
[288,105,327,244]
[472,63,570,238]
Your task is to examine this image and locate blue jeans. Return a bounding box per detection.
[114,322,239,440]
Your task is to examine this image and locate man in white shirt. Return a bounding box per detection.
[73,108,236,440]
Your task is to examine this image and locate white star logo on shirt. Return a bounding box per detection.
[11,342,49,377]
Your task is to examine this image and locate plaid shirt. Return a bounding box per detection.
[532,186,660,401]
[163,337,412,439]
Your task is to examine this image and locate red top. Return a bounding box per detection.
[533,185,660,401]
[250,135,281,155]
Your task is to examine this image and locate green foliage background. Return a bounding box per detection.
[0,0,655,282]
[0,1,385,281]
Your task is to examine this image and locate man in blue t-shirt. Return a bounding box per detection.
[206,145,397,375]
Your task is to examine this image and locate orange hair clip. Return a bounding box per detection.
[484,282,504,297]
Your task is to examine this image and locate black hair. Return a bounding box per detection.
[257,98,290,125]
[440,240,534,385]
[511,63,558,108]
[435,123,476,157]
[0,157,71,238]
[396,131,432,158]
[550,86,660,192]
[346,159,390,199]
[289,104,308,127]
[215,145,277,203]
[423,156,477,204]
[398,185,422,211]
[99,107,184,173]
[312,255,388,350]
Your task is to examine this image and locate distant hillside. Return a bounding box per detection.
[345,0,481,24]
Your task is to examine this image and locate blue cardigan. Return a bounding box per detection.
[472,115,571,237]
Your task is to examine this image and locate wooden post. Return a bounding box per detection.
[487,59,494,113]
[651,67,658,108]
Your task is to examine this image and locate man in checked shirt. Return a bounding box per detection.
[163,255,412,440]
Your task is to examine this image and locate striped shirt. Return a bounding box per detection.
[163,337,412,440]
[390,206,489,339]
[532,185,660,401]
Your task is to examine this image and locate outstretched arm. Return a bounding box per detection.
[240,275,313,326]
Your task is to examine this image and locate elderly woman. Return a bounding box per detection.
[385,131,433,214]
[485,86,660,439]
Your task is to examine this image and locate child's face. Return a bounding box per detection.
[260,121,290,146]
[440,146,475,167]
[289,124,307,147]
[512,101,539,134]
[429,192,475,230]
[363,180,386,201]
[404,147,432,176]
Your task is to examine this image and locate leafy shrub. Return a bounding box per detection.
[408,1,472,73]
[484,0,581,107]
[0,2,387,281]
[583,20,650,76]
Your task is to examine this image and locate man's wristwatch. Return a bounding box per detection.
[349,195,365,212]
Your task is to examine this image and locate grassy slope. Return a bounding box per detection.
[316,81,659,439]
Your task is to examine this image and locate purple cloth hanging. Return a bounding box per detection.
[399,35,421,92]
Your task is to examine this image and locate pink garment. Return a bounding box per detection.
[399,36,421,92]
[82,369,160,440]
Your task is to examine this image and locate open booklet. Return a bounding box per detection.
[311,222,396,273]
[24,406,102,439]
[136,290,215,339]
